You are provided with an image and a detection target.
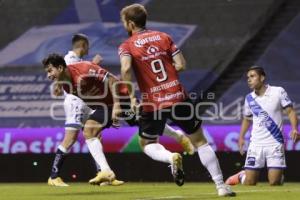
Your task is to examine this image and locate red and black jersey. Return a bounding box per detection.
[119,30,186,112]
[63,61,128,106]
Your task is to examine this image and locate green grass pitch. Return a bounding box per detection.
[1,182,300,200]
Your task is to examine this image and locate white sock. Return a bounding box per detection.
[143,143,173,164]
[163,124,183,141]
[85,137,111,171]
[197,143,224,186]
[58,145,69,153]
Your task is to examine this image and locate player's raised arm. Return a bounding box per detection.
[172,52,186,72]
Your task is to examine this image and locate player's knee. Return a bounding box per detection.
[188,131,207,147]
[139,137,156,150]
[269,179,282,186]
[83,128,100,139]
[244,178,257,185]
[61,138,76,149]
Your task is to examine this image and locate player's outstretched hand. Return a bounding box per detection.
[290,129,300,142]
[238,137,245,155]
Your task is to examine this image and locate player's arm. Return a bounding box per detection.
[120,55,136,103]
[172,52,186,72]
[279,87,299,141]
[239,97,252,155]
[92,54,103,65]
[107,74,122,127]
[284,106,299,142]
[239,117,251,155]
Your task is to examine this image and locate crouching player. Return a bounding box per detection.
[226,66,299,186]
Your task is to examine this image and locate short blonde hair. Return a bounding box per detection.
[121,3,147,28]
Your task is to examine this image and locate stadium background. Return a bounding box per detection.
[0,0,299,183]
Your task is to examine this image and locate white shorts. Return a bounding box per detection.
[244,143,286,170]
[64,94,94,130]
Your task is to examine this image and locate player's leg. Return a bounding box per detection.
[48,130,79,186]
[267,169,284,185]
[171,100,235,196]
[139,110,184,186]
[188,128,235,196]
[225,170,246,185]
[163,124,194,155]
[243,144,264,185]
[121,98,194,155]
[243,169,260,185]
[84,108,124,185]
[48,94,83,186]
[266,144,286,185]
[84,119,111,172]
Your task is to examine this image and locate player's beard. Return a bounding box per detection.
[127,30,132,36]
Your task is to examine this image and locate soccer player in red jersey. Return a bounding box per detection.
[119,4,235,196]
[46,34,126,187]
[43,54,124,185]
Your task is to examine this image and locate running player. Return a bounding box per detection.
[47,33,194,186]
[65,34,194,155]
[226,66,299,186]
[43,54,126,186]
[119,4,235,196]
[47,34,125,187]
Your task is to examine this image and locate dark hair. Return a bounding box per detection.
[247,66,266,77]
[121,3,147,28]
[42,53,66,68]
[72,33,89,45]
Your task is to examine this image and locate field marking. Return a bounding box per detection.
[135,188,300,200]
[201,187,300,195]
[135,196,183,200]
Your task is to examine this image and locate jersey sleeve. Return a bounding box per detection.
[243,98,252,117]
[88,63,109,82]
[164,33,180,57]
[79,62,109,83]
[279,87,293,108]
[118,42,131,58]
[64,54,81,65]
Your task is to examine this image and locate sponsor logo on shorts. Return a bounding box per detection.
[247,157,256,166]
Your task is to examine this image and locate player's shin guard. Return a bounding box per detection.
[143,143,173,163]
[197,143,224,186]
[50,145,68,179]
[86,137,111,171]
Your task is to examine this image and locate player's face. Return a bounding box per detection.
[45,64,64,81]
[82,41,89,55]
[247,70,264,90]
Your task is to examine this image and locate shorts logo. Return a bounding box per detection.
[247,157,256,166]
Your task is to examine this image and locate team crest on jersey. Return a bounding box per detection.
[147,45,159,54]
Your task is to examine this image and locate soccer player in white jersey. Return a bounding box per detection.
[226,66,299,186]
[48,33,193,187]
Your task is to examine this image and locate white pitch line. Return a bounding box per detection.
[135,188,300,200]
[135,196,184,200]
